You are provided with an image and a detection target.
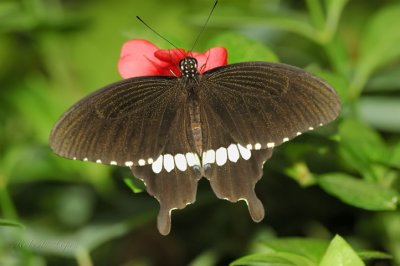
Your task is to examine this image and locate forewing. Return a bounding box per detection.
[200,62,341,149]
[50,76,185,167]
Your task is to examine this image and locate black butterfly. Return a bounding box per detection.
[50,56,341,235]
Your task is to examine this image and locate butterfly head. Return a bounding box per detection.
[179,57,198,78]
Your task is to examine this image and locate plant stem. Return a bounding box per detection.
[323,38,350,77]
[348,70,369,101]
[306,0,325,30]
[76,249,94,266]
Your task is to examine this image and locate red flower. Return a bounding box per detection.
[118,39,228,79]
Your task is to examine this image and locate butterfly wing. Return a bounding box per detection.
[200,62,341,150]
[201,105,273,222]
[130,102,203,235]
[50,76,185,166]
[50,76,204,235]
[199,62,341,220]
[50,61,341,234]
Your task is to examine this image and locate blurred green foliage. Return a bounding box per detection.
[1,0,400,265]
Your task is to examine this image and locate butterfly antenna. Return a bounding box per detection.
[136,16,185,56]
[190,0,218,53]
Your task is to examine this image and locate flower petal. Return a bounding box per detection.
[155,48,186,63]
[118,39,162,78]
[154,48,187,76]
[118,39,228,78]
[193,47,228,73]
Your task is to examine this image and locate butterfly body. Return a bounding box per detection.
[50,57,341,235]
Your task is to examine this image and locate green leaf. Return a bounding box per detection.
[374,213,400,263]
[189,250,219,266]
[324,0,350,19]
[351,4,400,98]
[261,238,329,264]
[230,252,315,266]
[323,0,349,41]
[306,0,325,30]
[319,235,365,266]
[206,12,317,43]
[366,67,400,92]
[318,173,398,211]
[207,32,279,63]
[19,213,153,256]
[0,1,18,14]
[285,162,316,187]
[389,141,400,169]
[0,219,25,229]
[358,4,400,74]
[322,36,351,78]
[357,250,392,260]
[0,2,36,33]
[338,119,389,181]
[357,97,400,132]
[123,177,144,193]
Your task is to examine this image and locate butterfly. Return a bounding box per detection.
[49,48,341,235]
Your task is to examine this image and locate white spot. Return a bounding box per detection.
[237,144,251,160]
[319,123,323,126]
[138,159,145,166]
[186,152,199,167]
[246,144,252,149]
[227,144,240,163]
[296,132,302,136]
[254,143,262,150]
[83,157,88,161]
[125,161,133,167]
[174,154,187,171]
[216,147,228,166]
[147,158,153,164]
[309,126,314,130]
[96,159,102,164]
[163,154,174,172]
[283,137,289,142]
[202,149,216,165]
[110,160,117,165]
[267,142,275,148]
[73,157,77,160]
[151,155,163,174]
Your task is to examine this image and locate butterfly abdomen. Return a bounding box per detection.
[188,99,203,155]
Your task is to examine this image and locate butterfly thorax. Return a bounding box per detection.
[179,57,198,78]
